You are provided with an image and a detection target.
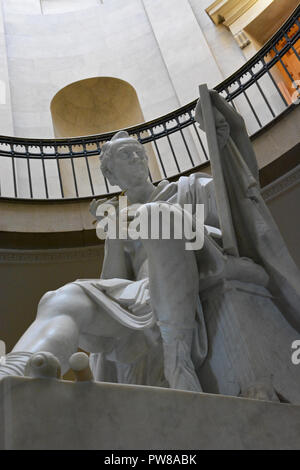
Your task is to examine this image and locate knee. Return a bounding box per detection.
[39,290,56,306]
[37,290,57,317]
[37,284,80,321]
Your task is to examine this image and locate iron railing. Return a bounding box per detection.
[0,5,299,200]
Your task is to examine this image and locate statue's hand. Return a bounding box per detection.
[195,92,230,149]
[90,198,104,218]
[209,90,245,131]
[90,197,119,221]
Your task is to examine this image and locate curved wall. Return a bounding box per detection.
[51,77,146,138]
[0,0,248,138]
[0,0,296,140]
[50,77,161,197]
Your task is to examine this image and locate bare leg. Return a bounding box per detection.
[10,283,132,375]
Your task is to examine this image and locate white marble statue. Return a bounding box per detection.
[1,90,300,402]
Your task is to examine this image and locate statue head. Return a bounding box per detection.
[100,131,149,190]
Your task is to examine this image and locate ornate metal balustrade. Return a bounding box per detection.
[0,5,299,200]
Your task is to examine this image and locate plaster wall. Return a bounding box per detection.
[0,0,295,198]
[1,0,245,139]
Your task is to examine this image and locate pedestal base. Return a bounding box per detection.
[1,376,300,450]
[199,278,300,403]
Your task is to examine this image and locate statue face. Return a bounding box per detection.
[106,142,148,190]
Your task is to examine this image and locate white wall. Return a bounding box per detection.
[0,0,13,135]
[0,0,245,138]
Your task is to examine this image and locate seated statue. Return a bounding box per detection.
[1,90,300,401]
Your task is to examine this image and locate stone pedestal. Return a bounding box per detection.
[198,257,300,404]
[1,376,300,450]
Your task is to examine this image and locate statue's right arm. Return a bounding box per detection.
[90,198,134,280]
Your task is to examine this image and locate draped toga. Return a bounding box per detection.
[72,92,300,382]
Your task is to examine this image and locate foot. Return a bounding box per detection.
[241,379,279,402]
[0,352,32,379]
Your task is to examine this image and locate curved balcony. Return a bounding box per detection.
[0,5,299,202]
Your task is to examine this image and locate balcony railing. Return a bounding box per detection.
[0,5,299,201]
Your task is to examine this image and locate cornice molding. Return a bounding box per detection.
[0,167,298,264]
[0,245,103,264]
[206,0,257,27]
[262,164,300,202]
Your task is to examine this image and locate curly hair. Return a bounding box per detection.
[100,131,148,181]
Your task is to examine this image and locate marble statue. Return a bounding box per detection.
[1,88,300,403]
